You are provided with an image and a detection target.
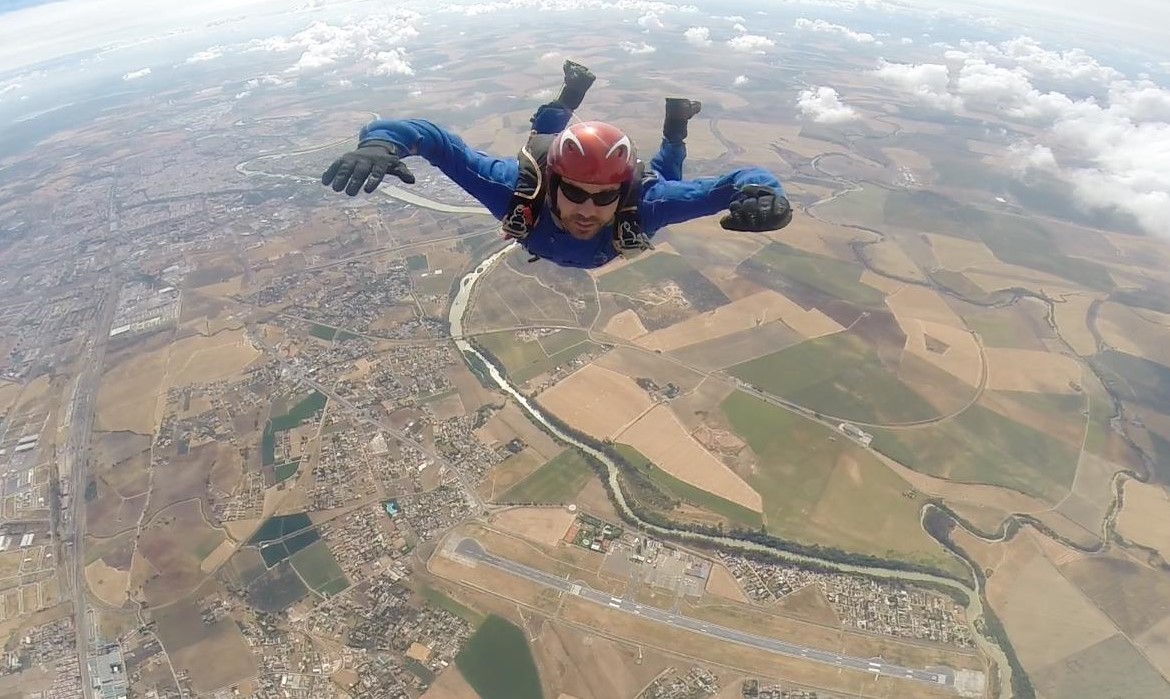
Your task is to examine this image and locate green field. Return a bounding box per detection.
[406,254,429,271]
[475,332,597,384]
[728,332,940,424]
[498,449,594,504]
[883,190,1116,291]
[614,443,762,529]
[263,392,328,466]
[456,615,543,699]
[597,252,696,296]
[737,242,886,308]
[274,461,300,483]
[930,270,997,303]
[421,585,484,624]
[250,513,312,545]
[246,561,308,613]
[870,401,1081,502]
[416,270,454,296]
[720,391,960,575]
[1096,349,1170,414]
[309,323,336,341]
[813,184,888,226]
[290,540,348,596]
[537,329,589,356]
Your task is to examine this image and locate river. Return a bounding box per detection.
[235,149,1012,697]
[448,244,1012,698]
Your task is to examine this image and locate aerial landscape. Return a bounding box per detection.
[0,0,1169,697]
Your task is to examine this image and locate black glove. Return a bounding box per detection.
[321,139,416,196]
[720,185,793,232]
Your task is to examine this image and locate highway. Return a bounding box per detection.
[453,537,955,690]
[62,282,119,696]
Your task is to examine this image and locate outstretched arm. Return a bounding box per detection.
[359,118,518,218]
[639,167,787,232]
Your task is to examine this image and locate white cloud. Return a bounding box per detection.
[877,40,1170,238]
[734,75,749,86]
[370,48,413,76]
[684,26,711,47]
[248,10,421,76]
[797,86,859,123]
[437,0,702,18]
[727,34,774,53]
[122,67,151,81]
[620,41,656,54]
[872,60,962,109]
[900,37,913,45]
[0,83,20,98]
[955,36,1121,86]
[638,12,664,30]
[794,18,877,44]
[724,14,745,22]
[244,74,287,89]
[732,22,747,33]
[185,46,225,64]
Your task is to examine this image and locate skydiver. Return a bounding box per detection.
[321,60,793,269]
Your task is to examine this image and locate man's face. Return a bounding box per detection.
[555,178,622,240]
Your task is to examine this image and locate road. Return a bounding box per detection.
[61,281,119,696]
[454,537,955,690]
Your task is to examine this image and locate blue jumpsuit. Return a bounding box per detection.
[359,104,785,269]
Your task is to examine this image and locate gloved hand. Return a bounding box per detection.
[321,139,416,196]
[720,185,793,232]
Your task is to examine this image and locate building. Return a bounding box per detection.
[837,422,873,447]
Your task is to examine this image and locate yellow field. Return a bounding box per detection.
[866,239,926,281]
[859,269,904,294]
[1051,293,1100,356]
[539,363,655,440]
[986,531,1117,672]
[1056,452,1120,535]
[886,285,982,387]
[491,507,576,547]
[925,234,998,271]
[983,348,1082,393]
[198,540,236,574]
[85,559,128,607]
[965,265,1083,297]
[634,290,840,352]
[95,344,169,434]
[1117,480,1170,560]
[882,147,933,171]
[601,309,648,341]
[168,329,262,387]
[0,382,20,417]
[618,404,762,512]
[704,562,749,603]
[1136,614,1170,681]
[1097,301,1170,367]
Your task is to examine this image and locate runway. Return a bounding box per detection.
[453,537,955,689]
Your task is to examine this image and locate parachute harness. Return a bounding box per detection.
[501,129,655,262]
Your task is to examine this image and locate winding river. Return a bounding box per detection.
[447,242,1012,697]
[234,148,1012,696]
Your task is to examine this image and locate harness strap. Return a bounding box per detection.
[501,130,653,262]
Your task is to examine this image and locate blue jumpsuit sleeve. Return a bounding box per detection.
[639,167,785,233]
[359,118,516,218]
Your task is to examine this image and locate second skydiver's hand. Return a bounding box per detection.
[321,139,416,196]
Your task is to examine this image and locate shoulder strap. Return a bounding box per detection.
[611,163,655,259]
[501,133,555,241]
[500,134,655,262]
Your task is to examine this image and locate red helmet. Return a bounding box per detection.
[547,121,637,186]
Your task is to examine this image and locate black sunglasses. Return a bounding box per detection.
[559,181,622,206]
